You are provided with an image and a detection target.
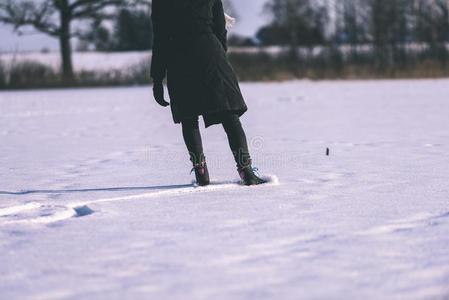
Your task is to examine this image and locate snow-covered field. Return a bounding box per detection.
[0,47,289,73]
[1,80,449,300]
[0,51,151,73]
[2,45,449,73]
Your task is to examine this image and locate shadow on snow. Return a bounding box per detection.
[0,184,194,196]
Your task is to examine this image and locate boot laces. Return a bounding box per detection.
[238,165,261,177]
[191,162,206,175]
[252,167,261,177]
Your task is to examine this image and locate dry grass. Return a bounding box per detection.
[1,51,449,89]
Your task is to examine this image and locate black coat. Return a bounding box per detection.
[151,0,247,127]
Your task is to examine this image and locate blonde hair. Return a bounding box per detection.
[224,13,235,29]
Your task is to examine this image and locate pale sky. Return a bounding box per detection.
[0,0,268,52]
[231,0,268,36]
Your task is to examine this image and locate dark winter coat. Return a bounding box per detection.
[150,0,247,127]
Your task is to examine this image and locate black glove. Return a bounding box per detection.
[153,80,170,107]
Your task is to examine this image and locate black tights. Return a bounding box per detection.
[182,115,251,168]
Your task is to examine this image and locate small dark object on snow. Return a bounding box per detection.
[238,166,267,186]
[73,205,94,217]
[326,148,330,156]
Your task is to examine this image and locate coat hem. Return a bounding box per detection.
[174,108,248,128]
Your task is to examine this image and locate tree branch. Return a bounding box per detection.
[0,0,60,36]
[71,0,123,17]
[70,0,150,16]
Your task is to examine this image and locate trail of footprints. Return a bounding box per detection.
[1,166,448,244]
[0,176,279,226]
[0,202,94,225]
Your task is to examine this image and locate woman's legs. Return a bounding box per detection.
[183,114,249,166]
[181,117,209,186]
[182,114,265,186]
[221,114,251,168]
[222,114,267,185]
[182,117,204,165]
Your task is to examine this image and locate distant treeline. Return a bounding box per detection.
[235,0,449,80]
[2,46,449,90]
[77,8,154,52]
[1,0,449,89]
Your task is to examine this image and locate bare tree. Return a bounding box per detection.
[336,0,367,58]
[351,0,412,68]
[414,0,449,62]
[264,0,327,47]
[0,0,147,81]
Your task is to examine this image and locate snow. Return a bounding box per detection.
[2,45,449,74]
[0,48,282,73]
[1,79,449,299]
[0,51,150,72]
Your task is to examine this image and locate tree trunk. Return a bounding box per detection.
[59,1,73,82]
